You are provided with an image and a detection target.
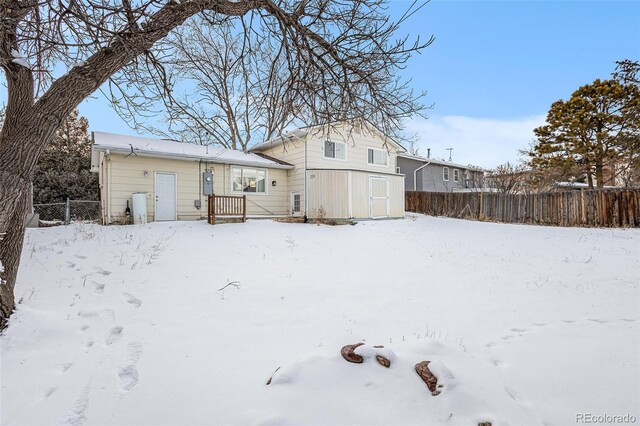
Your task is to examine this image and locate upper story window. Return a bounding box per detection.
[443,167,449,181]
[232,167,267,194]
[367,148,388,166]
[453,169,460,182]
[324,140,346,160]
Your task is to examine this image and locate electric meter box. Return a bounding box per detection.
[202,170,214,195]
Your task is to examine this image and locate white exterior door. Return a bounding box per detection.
[369,176,389,219]
[155,172,177,221]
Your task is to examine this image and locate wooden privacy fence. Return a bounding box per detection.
[405,189,640,227]
[207,194,246,224]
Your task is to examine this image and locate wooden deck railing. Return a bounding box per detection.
[207,194,247,224]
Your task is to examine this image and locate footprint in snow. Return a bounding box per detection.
[59,363,73,373]
[59,382,90,426]
[66,261,76,268]
[106,326,124,345]
[621,318,636,322]
[533,323,547,327]
[118,365,139,391]
[77,310,98,318]
[99,308,116,323]
[44,387,57,398]
[93,267,112,276]
[127,341,144,364]
[93,282,105,295]
[587,318,609,324]
[123,292,142,308]
[510,327,529,333]
[74,254,87,260]
[562,320,576,323]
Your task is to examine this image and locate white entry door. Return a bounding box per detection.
[155,172,177,221]
[369,176,389,219]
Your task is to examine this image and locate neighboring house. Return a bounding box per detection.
[91,132,294,224]
[250,120,406,219]
[397,153,484,192]
[91,120,406,224]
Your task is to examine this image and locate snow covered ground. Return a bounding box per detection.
[1,215,639,425]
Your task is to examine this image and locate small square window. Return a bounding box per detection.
[368,148,388,166]
[324,140,346,160]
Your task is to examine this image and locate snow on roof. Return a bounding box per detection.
[92,131,293,169]
[397,152,484,171]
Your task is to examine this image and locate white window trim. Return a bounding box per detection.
[453,169,460,182]
[367,147,389,168]
[443,166,449,181]
[291,192,302,215]
[230,166,269,196]
[323,139,347,162]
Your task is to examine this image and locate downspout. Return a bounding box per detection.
[413,161,431,191]
[106,149,111,224]
[304,135,308,218]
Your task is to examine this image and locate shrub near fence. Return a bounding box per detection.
[405,190,640,228]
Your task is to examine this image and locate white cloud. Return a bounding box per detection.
[405,114,546,169]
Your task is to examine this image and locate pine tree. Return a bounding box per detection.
[528,75,640,188]
[32,110,98,203]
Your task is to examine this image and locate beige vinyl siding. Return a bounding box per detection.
[307,170,404,219]
[307,170,350,219]
[103,153,290,223]
[388,175,405,217]
[221,165,290,215]
[107,154,204,222]
[257,139,306,215]
[305,124,400,173]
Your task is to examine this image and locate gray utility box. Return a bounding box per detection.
[203,170,214,195]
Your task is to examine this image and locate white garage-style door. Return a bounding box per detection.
[369,176,389,219]
[154,172,177,221]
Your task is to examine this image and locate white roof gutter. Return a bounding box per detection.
[93,145,294,170]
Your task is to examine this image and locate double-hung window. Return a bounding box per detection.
[443,167,449,181]
[367,148,388,166]
[324,140,346,160]
[453,169,460,182]
[232,167,267,194]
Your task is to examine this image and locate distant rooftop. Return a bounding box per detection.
[397,152,485,171]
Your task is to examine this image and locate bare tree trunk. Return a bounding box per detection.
[595,163,604,189]
[0,108,62,328]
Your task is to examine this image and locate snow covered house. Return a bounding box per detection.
[250,121,406,220]
[91,121,406,224]
[90,132,294,224]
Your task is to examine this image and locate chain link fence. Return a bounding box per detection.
[32,199,101,225]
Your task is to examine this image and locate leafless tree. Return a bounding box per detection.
[126,18,301,150]
[485,162,528,194]
[0,0,432,329]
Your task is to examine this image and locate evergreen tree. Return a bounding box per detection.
[32,110,98,203]
[528,71,640,188]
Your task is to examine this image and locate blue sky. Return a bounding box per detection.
[3,1,637,168]
[392,0,640,167]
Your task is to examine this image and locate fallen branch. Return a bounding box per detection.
[218,281,241,291]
